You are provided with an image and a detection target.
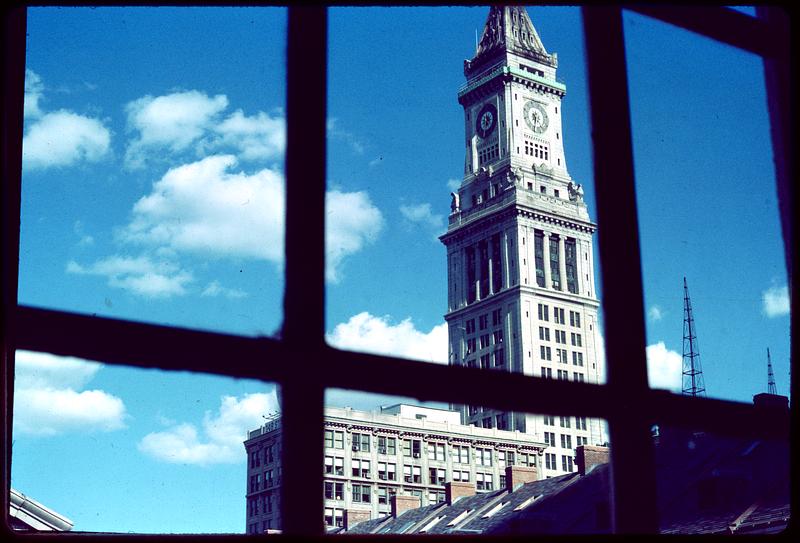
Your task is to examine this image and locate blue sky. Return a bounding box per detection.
[12,5,788,534]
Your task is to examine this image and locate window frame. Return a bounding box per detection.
[1,4,792,540]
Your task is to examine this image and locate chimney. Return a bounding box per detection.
[575,445,610,476]
[444,481,475,505]
[343,509,371,530]
[390,494,421,517]
[505,465,538,492]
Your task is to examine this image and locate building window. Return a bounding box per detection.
[325,508,344,528]
[577,416,588,431]
[403,439,421,458]
[534,230,546,287]
[557,348,568,364]
[479,314,488,330]
[351,458,370,478]
[560,416,571,428]
[496,413,509,429]
[565,238,578,293]
[403,465,422,484]
[572,351,584,367]
[453,470,470,482]
[493,329,503,344]
[351,432,370,452]
[574,372,585,382]
[539,326,550,341]
[549,236,561,290]
[562,455,574,473]
[555,330,566,344]
[352,483,371,503]
[541,367,552,379]
[569,310,581,327]
[498,450,515,468]
[571,332,582,347]
[554,307,565,324]
[324,429,344,449]
[480,333,491,349]
[325,456,344,476]
[561,434,573,449]
[429,467,446,485]
[324,481,344,501]
[544,432,555,447]
[492,308,502,326]
[545,453,557,470]
[377,435,396,455]
[476,472,494,491]
[466,318,475,334]
[540,346,552,361]
[428,490,446,504]
[543,414,555,426]
[475,447,493,466]
[453,444,470,464]
[427,441,446,461]
[466,337,477,354]
[538,303,549,321]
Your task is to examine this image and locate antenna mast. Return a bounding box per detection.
[682,277,706,397]
[767,348,778,395]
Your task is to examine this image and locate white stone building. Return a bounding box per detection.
[244,404,546,532]
[441,6,607,478]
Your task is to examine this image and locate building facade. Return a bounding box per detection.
[441,6,606,478]
[244,405,546,532]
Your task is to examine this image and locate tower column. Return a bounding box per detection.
[474,242,481,301]
[488,236,494,295]
[542,230,552,289]
[558,235,567,293]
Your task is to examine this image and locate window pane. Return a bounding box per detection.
[12,350,280,533]
[324,391,611,534]
[623,11,790,402]
[19,7,286,336]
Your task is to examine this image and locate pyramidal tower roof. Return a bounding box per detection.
[473,6,552,65]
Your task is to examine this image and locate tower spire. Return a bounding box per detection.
[472,6,553,66]
[767,348,778,395]
[682,277,706,397]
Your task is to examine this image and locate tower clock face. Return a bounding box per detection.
[476,103,498,139]
[523,100,549,134]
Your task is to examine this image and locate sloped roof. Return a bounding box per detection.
[475,6,548,60]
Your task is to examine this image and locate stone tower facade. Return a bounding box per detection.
[441,6,606,478]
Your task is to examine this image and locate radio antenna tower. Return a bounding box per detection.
[682,277,706,397]
[767,348,778,395]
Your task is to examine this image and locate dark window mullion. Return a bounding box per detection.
[582,6,658,534]
[281,6,327,537]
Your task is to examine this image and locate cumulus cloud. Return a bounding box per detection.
[327,118,365,155]
[24,69,44,119]
[23,110,111,170]
[648,305,663,322]
[646,341,682,392]
[67,255,193,298]
[13,350,127,436]
[327,312,448,364]
[326,190,384,282]
[211,109,285,161]
[447,178,461,191]
[400,202,445,232]
[124,90,229,168]
[121,154,285,262]
[762,284,790,318]
[201,280,247,299]
[138,391,279,465]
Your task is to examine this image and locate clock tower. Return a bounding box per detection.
[441,6,606,477]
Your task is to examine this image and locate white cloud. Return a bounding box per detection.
[326,190,384,282]
[447,178,461,191]
[400,202,445,232]
[23,110,111,170]
[121,154,285,262]
[327,118,365,155]
[646,341,682,392]
[124,90,229,168]
[762,284,790,318]
[201,280,247,299]
[13,350,127,436]
[67,255,193,298]
[368,156,384,167]
[327,312,448,364]
[648,305,663,322]
[24,69,44,119]
[212,109,285,161]
[138,391,278,465]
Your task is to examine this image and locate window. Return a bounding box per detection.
[493,348,505,367]
[493,329,503,344]
[560,416,572,428]
[569,310,581,327]
[479,314,488,330]
[351,458,370,478]
[537,302,549,321]
[544,431,555,446]
[476,472,494,491]
[554,307,565,324]
[351,432,370,452]
[561,434,573,449]
[480,333,491,349]
[558,369,569,380]
[541,367,553,379]
[403,438,422,458]
[577,416,588,431]
[562,455,574,473]
[549,237,561,290]
[499,450,515,468]
[545,453,557,470]
[574,372,585,382]
[452,470,470,482]
[465,318,475,334]
[324,429,344,449]
[377,486,390,505]
[571,332,583,347]
[543,415,555,426]
[555,330,566,344]
[491,308,502,326]
[403,465,422,484]
[475,447,493,466]
[427,441,445,461]
[324,456,344,476]
[428,467,446,485]
[573,351,584,366]
[6,6,788,537]
[453,444,470,463]
[540,345,552,361]
[539,326,550,341]
[565,238,578,293]
[324,481,344,501]
[352,483,371,503]
[557,348,568,364]
[377,435,396,455]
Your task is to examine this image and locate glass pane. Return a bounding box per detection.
[11,350,280,533]
[321,391,610,534]
[325,6,603,377]
[19,7,286,336]
[624,11,790,402]
[653,421,789,534]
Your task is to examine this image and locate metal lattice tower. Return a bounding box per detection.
[767,348,778,395]
[682,277,706,397]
